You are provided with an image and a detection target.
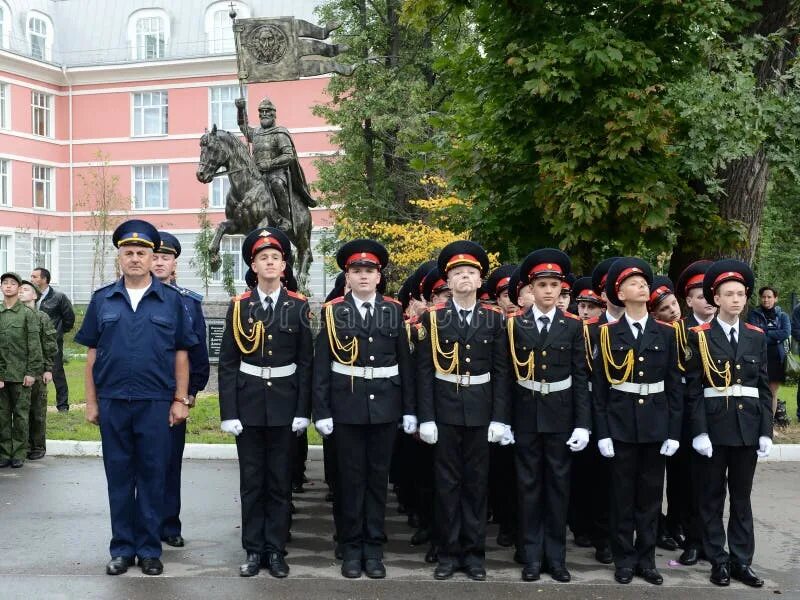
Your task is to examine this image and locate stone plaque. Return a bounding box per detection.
[206,318,226,364]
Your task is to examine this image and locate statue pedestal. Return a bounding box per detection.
[202,300,230,394]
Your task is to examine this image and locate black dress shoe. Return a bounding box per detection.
[325,491,335,502]
[424,544,438,564]
[10,459,23,468]
[292,483,305,494]
[464,565,486,581]
[574,534,593,548]
[496,531,514,547]
[656,533,678,551]
[636,566,663,585]
[433,562,455,580]
[411,528,430,546]
[341,559,362,578]
[521,564,540,581]
[27,450,45,460]
[240,552,261,577]
[364,558,386,579]
[266,552,289,578]
[614,567,634,584]
[595,546,613,564]
[57,406,69,412]
[710,563,730,586]
[550,565,571,582]
[0,459,10,468]
[731,564,764,588]
[106,556,135,575]
[163,535,185,547]
[138,557,163,576]
[678,547,700,566]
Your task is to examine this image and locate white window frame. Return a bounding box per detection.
[0,233,14,275]
[131,91,168,137]
[211,235,247,284]
[0,159,10,207]
[32,164,54,210]
[27,10,54,61]
[31,236,57,282]
[205,2,248,54]
[0,83,9,130]
[31,91,53,138]
[208,175,230,209]
[0,1,11,50]
[128,8,169,60]
[208,85,242,131]
[132,165,169,210]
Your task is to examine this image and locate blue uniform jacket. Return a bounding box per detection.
[170,284,210,398]
[75,276,198,401]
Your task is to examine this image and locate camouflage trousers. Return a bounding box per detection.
[0,382,32,460]
[28,378,48,455]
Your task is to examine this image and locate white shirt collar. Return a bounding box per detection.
[716,317,739,338]
[352,293,377,311]
[624,312,648,337]
[605,310,620,324]
[452,298,477,314]
[693,312,714,324]
[257,286,281,307]
[532,305,557,326]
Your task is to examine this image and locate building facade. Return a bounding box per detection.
[0,0,337,303]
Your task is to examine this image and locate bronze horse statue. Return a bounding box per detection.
[195,125,313,288]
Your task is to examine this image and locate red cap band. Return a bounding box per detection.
[576,288,599,301]
[561,280,571,290]
[684,273,705,294]
[495,276,511,294]
[446,253,481,271]
[529,262,564,280]
[251,236,283,259]
[713,271,745,290]
[346,252,381,269]
[600,274,608,289]
[432,279,448,294]
[649,285,672,307]
[615,267,644,291]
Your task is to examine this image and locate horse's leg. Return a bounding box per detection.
[209,219,233,272]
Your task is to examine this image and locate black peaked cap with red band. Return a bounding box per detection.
[410,260,437,301]
[675,259,713,302]
[422,267,450,303]
[591,256,622,306]
[562,272,577,292]
[520,248,571,286]
[648,275,675,311]
[336,239,389,271]
[242,227,291,266]
[572,276,604,306]
[486,264,517,300]
[437,240,489,277]
[605,257,653,308]
[703,259,754,307]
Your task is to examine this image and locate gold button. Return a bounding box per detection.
[466,344,471,350]
[738,403,743,410]
[638,356,644,362]
[638,399,644,405]
[369,356,375,361]
[639,371,644,377]
[542,350,547,357]
[369,337,373,342]
[268,350,273,356]
[466,358,471,363]
[267,381,272,387]
[268,334,273,340]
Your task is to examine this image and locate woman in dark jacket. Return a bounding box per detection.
[747,286,791,417]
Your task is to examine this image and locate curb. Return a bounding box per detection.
[43,440,800,461]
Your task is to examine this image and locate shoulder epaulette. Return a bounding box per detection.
[585,316,600,325]
[428,302,448,312]
[598,321,611,328]
[322,296,345,308]
[562,310,581,320]
[745,323,764,333]
[382,295,401,305]
[690,322,712,332]
[508,309,525,318]
[655,319,673,327]
[167,283,203,302]
[94,281,116,294]
[481,302,503,314]
[232,290,252,302]
[286,289,307,301]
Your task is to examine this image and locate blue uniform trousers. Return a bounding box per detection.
[161,421,186,539]
[99,398,170,559]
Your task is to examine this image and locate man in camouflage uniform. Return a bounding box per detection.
[0,272,43,468]
[18,280,57,460]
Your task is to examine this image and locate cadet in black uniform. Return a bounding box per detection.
[313,240,415,579]
[592,257,683,586]
[416,241,511,581]
[218,227,313,578]
[685,260,771,588]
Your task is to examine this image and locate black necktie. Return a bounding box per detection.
[538,315,550,336]
[459,309,471,328]
[263,295,273,323]
[633,322,643,351]
[729,328,738,354]
[362,302,373,328]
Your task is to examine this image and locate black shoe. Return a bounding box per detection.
[364,558,386,579]
[424,545,438,564]
[325,492,335,502]
[656,532,678,551]
[678,547,700,566]
[10,459,23,468]
[513,548,526,565]
[574,534,593,548]
[292,483,305,494]
[550,565,571,582]
[433,562,455,580]
[496,531,514,547]
[595,546,613,564]
[0,459,9,468]
[266,552,289,578]
[57,406,69,412]
[411,528,430,546]
[614,567,634,584]
[138,557,163,576]
[162,535,185,548]
[341,559,361,578]
[407,513,420,528]
[27,450,45,460]
[239,552,261,577]
[521,564,540,581]
[710,563,730,586]
[465,565,486,581]
[731,564,763,588]
[636,566,663,585]
[106,556,135,575]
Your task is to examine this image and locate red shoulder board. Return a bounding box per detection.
[508,309,525,318]
[598,321,611,328]
[382,296,401,305]
[428,302,447,312]
[585,316,600,325]
[322,296,345,308]
[655,319,673,327]
[286,289,306,301]
[690,322,712,332]
[562,311,580,320]
[745,323,764,333]
[233,290,252,302]
[481,302,503,314]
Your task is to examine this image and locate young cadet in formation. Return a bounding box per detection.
[685,260,772,588]
[592,257,683,586]
[505,250,590,583]
[218,227,313,578]
[151,231,210,550]
[416,241,511,581]
[313,239,415,579]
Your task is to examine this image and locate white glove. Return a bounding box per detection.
[500,425,515,446]
[292,417,310,435]
[566,428,590,452]
[220,419,243,437]
[597,437,615,458]
[692,433,713,458]
[403,415,418,434]
[315,418,334,437]
[419,421,438,444]
[488,421,507,443]
[757,436,773,458]
[660,439,680,457]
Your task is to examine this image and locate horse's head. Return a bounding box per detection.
[196,124,226,183]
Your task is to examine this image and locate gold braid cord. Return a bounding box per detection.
[507,316,535,381]
[600,325,634,384]
[325,304,358,365]
[429,311,459,375]
[232,299,263,355]
[696,329,732,409]
[582,321,593,372]
[673,321,689,372]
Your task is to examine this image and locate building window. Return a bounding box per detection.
[0,1,10,50]
[133,165,169,209]
[0,159,9,206]
[210,175,230,208]
[212,235,246,282]
[31,91,53,137]
[132,91,167,136]
[205,2,248,54]
[0,235,9,273]
[209,85,241,130]
[32,164,53,210]
[0,83,8,129]
[129,9,168,60]
[27,11,53,61]
[32,237,54,275]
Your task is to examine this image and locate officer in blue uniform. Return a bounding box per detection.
[75,219,198,576]
[151,231,210,548]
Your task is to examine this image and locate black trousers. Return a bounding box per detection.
[489,443,516,535]
[411,438,435,530]
[663,434,703,549]
[569,440,610,549]
[52,339,69,410]
[160,421,186,539]
[236,425,294,554]
[336,422,397,561]
[696,445,758,567]
[391,431,417,515]
[292,430,308,486]
[608,441,665,569]
[515,432,571,567]
[434,424,489,568]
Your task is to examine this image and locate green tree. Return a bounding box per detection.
[190,196,216,297]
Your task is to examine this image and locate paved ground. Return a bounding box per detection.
[0,457,798,599]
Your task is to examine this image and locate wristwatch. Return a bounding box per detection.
[174,396,191,406]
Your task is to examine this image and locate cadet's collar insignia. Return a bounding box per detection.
[559,319,565,324]
[283,301,290,306]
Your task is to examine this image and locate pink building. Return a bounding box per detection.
[0,0,336,302]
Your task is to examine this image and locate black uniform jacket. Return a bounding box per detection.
[592,316,683,443]
[685,319,772,446]
[507,308,591,434]
[312,292,414,425]
[218,287,313,426]
[416,299,511,427]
